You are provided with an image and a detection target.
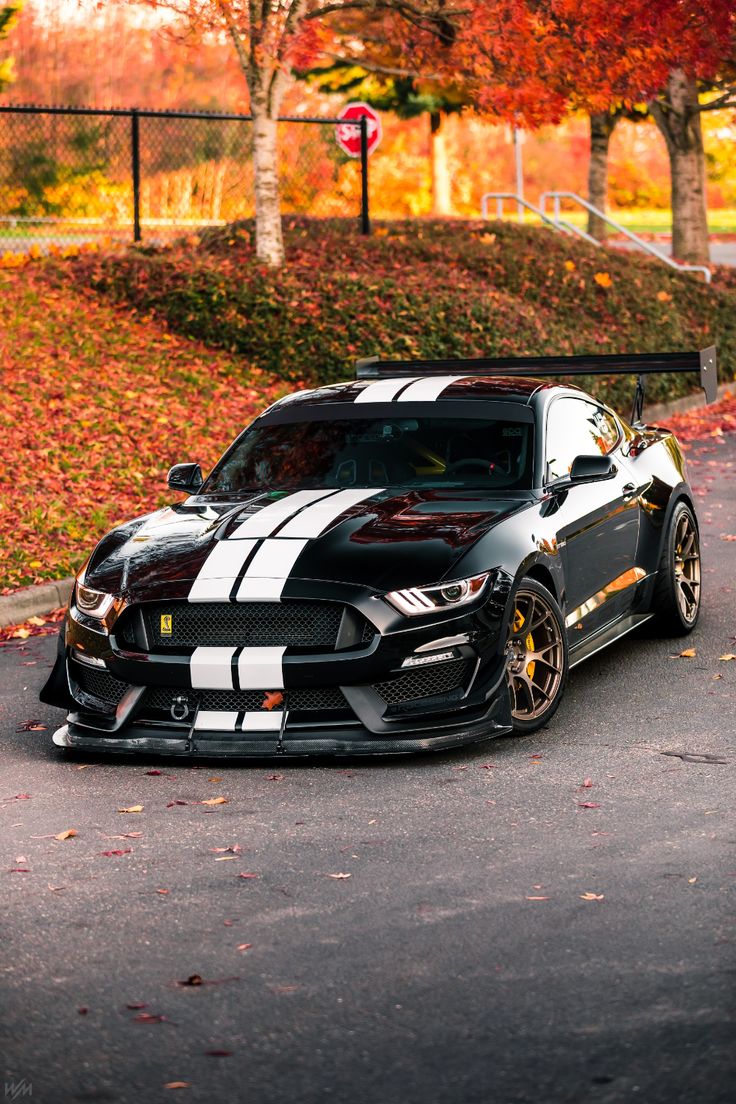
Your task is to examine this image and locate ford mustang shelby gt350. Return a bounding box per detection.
[42,348,717,757]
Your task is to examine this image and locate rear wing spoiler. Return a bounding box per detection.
[355,348,718,424]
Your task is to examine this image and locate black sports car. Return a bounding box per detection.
[42,348,717,757]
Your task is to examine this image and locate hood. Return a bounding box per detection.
[86,487,531,601]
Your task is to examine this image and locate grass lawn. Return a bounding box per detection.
[2,217,735,594]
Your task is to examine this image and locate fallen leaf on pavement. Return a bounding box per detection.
[265,774,283,781]
[118,805,143,813]
[237,872,258,880]
[237,943,252,952]
[208,777,222,783]
[164,1084,190,1091]
[157,888,169,895]
[15,855,27,863]
[48,884,65,892]
[145,770,163,776]
[326,872,352,879]
[577,802,601,809]
[677,648,696,658]
[10,867,30,873]
[77,1006,89,1015]
[204,1050,232,1057]
[133,1013,168,1024]
[209,845,242,854]
[55,829,78,840]
[126,1002,148,1010]
[17,720,46,731]
[525,896,550,901]
[580,892,605,901]
[688,877,698,884]
[27,616,46,627]
[178,975,203,987]
[579,778,594,789]
[719,534,736,541]
[200,796,228,806]
[215,856,236,862]
[101,849,132,857]
[718,654,736,661]
[167,800,189,807]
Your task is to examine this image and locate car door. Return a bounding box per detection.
[544,396,641,639]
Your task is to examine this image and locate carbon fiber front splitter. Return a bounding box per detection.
[53,697,513,758]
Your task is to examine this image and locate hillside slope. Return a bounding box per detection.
[69,218,736,409]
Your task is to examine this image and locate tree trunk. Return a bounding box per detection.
[649,69,710,265]
[430,111,453,217]
[586,112,617,240]
[251,99,284,267]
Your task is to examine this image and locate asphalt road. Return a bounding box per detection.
[2,437,734,1104]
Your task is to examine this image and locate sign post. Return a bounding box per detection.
[336,102,382,236]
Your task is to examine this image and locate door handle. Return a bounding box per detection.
[622,482,636,500]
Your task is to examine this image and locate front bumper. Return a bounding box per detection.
[48,576,515,756]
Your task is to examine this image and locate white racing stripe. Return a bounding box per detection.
[191,647,237,689]
[235,539,309,601]
[277,487,384,539]
[188,539,258,603]
[194,710,239,731]
[354,377,420,404]
[230,489,337,539]
[395,375,464,402]
[193,710,284,733]
[241,712,283,732]
[238,647,285,689]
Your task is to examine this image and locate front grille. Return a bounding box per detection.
[373,659,470,705]
[70,661,130,709]
[140,685,349,717]
[139,601,362,649]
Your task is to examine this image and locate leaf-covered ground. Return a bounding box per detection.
[2,219,735,595]
[0,267,286,593]
[66,218,736,410]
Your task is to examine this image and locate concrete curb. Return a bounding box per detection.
[0,381,732,630]
[0,577,74,630]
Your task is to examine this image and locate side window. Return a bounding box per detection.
[545,398,620,481]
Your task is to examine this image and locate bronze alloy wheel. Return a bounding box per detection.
[673,510,701,624]
[505,586,565,727]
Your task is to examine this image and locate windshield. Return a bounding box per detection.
[204,414,534,493]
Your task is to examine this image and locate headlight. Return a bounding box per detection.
[385,573,489,617]
[74,583,115,619]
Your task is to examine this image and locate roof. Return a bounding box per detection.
[272,375,571,410]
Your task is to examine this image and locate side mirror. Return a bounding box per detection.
[167,462,203,494]
[569,454,617,484]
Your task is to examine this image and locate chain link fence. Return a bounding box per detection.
[0,104,370,252]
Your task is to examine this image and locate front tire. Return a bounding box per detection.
[505,579,568,735]
[651,501,701,635]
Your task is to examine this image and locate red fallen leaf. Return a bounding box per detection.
[237,943,252,952]
[265,774,283,782]
[8,794,31,800]
[719,534,736,541]
[78,1006,89,1015]
[167,800,189,807]
[237,872,258,879]
[18,720,46,731]
[579,778,594,789]
[157,889,169,895]
[10,868,30,873]
[133,1012,167,1024]
[178,974,203,987]
[261,691,283,711]
[577,802,601,809]
[479,764,496,770]
[100,849,132,856]
[530,753,543,759]
[126,1002,148,1010]
[205,1050,232,1057]
[145,769,163,776]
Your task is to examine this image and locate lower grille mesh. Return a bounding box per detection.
[373,659,470,705]
[141,685,348,716]
[71,662,130,709]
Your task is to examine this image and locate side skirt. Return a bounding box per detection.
[568,612,655,669]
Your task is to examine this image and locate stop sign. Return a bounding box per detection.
[335,102,382,158]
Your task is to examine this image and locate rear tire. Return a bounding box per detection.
[650,501,701,635]
[505,579,568,735]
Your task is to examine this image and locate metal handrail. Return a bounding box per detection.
[480,192,563,231]
[540,191,712,283]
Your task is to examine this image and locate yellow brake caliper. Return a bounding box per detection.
[512,607,535,680]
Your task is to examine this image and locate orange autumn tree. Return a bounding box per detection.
[140,1,465,266]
